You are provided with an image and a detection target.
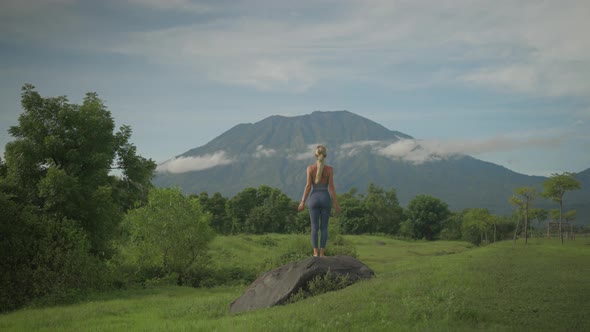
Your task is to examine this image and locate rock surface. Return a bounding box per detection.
[229,255,375,314]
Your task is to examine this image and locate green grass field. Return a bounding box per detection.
[1,235,589,331]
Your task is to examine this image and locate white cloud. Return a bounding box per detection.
[375,134,566,164]
[338,140,383,157]
[214,59,316,93]
[254,145,277,157]
[7,1,588,97]
[156,150,233,173]
[289,144,322,161]
[376,139,441,164]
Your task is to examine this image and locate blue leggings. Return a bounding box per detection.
[307,186,332,248]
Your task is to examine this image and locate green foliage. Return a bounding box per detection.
[542,172,581,243]
[564,210,576,222]
[226,185,297,234]
[461,208,493,245]
[542,172,582,205]
[509,186,536,244]
[121,187,215,286]
[193,192,231,234]
[0,192,107,312]
[362,183,404,234]
[530,207,548,226]
[439,212,462,240]
[0,86,156,311]
[3,85,156,256]
[404,194,450,240]
[338,188,370,234]
[287,271,352,304]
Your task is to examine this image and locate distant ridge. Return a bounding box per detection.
[153,111,589,221]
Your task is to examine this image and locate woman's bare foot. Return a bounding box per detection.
[313,248,319,257]
[319,248,326,257]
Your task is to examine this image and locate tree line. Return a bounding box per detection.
[510,174,581,245]
[0,86,583,313]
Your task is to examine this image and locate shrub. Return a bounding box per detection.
[287,270,352,303]
[120,188,215,286]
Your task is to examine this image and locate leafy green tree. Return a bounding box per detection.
[530,208,548,236]
[363,183,404,234]
[461,208,494,245]
[0,157,6,177]
[226,185,296,234]
[564,210,576,222]
[338,188,370,234]
[509,186,536,244]
[252,185,295,233]
[226,187,257,233]
[3,85,156,255]
[194,192,230,234]
[542,172,581,244]
[293,209,312,234]
[439,212,463,240]
[123,188,215,285]
[405,194,450,240]
[0,86,155,311]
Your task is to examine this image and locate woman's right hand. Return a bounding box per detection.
[297,202,305,212]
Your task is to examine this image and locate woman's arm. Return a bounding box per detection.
[328,167,341,214]
[298,166,313,212]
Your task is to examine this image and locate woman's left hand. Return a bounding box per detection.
[334,204,341,215]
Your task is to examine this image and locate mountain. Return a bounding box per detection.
[153,111,589,222]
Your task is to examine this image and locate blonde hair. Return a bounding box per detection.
[314,145,327,184]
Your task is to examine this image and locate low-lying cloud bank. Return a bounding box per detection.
[339,134,564,164]
[156,133,565,173]
[157,150,233,173]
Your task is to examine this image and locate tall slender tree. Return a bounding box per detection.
[509,186,536,244]
[542,172,581,244]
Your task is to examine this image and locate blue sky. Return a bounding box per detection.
[1,0,589,176]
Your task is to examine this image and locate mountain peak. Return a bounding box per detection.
[181,111,412,158]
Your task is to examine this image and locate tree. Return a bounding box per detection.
[363,183,404,234]
[439,212,463,240]
[542,172,581,244]
[194,192,230,234]
[0,85,156,311]
[124,188,215,285]
[3,85,156,255]
[226,185,296,234]
[405,195,450,240]
[530,208,548,236]
[564,210,576,222]
[338,188,370,234]
[461,208,495,245]
[509,186,536,244]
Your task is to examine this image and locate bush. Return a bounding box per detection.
[1,210,109,311]
[287,270,352,303]
[121,188,215,286]
[184,266,258,288]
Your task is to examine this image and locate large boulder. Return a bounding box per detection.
[229,255,375,314]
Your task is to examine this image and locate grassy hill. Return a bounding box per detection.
[1,235,589,331]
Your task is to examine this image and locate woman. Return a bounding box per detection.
[298,145,341,257]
